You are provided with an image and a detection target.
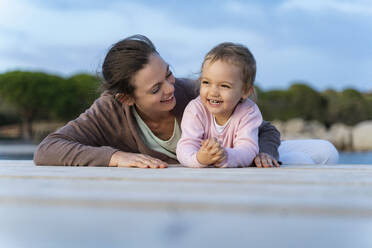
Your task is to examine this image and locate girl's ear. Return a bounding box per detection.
[241,85,254,100]
[115,93,135,106]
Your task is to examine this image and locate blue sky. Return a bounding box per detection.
[0,0,371,91]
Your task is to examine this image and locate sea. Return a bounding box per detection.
[338,152,372,165]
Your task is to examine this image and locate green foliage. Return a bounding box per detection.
[0,112,20,126]
[257,82,327,123]
[0,71,63,120]
[0,71,100,122]
[287,83,327,122]
[51,74,100,120]
[257,89,293,121]
[322,88,371,126]
[256,82,372,126]
[0,98,20,125]
[0,71,100,139]
[0,70,371,137]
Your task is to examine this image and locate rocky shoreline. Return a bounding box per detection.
[273,118,372,152]
[1,119,372,152]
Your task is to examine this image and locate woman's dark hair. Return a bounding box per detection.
[101,34,158,96]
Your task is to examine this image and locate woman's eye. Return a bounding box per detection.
[221,84,230,88]
[166,71,173,78]
[152,86,160,94]
[201,81,209,85]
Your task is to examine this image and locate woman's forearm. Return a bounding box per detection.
[34,133,119,166]
[258,121,281,160]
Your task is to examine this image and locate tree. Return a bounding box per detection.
[363,91,372,120]
[0,71,63,140]
[51,74,100,120]
[322,89,341,126]
[0,98,20,126]
[287,83,328,123]
[322,88,370,126]
[256,89,293,121]
[339,89,369,125]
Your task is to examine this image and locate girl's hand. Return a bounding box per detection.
[253,152,280,168]
[212,149,226,167]
[196,138,225,166]
[109,151,168,168]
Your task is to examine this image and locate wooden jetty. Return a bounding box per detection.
[1,160,372,248]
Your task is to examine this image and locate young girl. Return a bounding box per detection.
[176,42,263,168]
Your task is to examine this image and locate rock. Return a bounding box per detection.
[280,118,327,140]
[284,118,305,134]
[269,118,372,151]
[328,123,353,150]
[352,121,372,151]
[305,120,327,139]
[271,120,285,136]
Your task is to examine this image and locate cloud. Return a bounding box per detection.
[0,0,130,45]
[223,1,267,21]
[0,0,371,91]
[0,0,266,77]
[280,0,372,16]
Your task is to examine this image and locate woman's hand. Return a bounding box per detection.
[109,151,168,168]
[253,152,280,168]
[196,138,226,167]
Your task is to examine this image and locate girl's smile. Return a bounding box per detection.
[207,98,223,107]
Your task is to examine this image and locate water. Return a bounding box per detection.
[338,152,372,165]
[0,154,34,160]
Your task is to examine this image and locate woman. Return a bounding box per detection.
[34,35,338,168]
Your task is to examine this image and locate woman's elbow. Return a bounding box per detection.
[33,144,47,166]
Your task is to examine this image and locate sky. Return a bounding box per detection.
[0,0,371,91]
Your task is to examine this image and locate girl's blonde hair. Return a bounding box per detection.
[201,42,256,89]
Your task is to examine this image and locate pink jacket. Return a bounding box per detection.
[177,97,263,168]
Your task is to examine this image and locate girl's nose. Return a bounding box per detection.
[210,85,219,96]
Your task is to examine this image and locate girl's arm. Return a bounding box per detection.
[219,103,263,168]
[176,100,207,168]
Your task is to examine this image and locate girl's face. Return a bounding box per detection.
[200,59,251,125]
[129,53,176,119]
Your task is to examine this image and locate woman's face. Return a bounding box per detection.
[130,53,176,119]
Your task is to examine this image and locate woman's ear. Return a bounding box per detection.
[115,93,135,106]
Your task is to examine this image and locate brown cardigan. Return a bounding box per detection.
[34,78,280,166]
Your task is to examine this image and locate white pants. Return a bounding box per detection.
[278,139,339,165]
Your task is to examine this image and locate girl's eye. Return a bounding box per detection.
[166,71,173,78]
[201,80,209,85]
[221,84,230,88]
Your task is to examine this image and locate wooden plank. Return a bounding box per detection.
[1,160,372,248]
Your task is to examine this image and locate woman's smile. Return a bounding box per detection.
[161,95,175,104]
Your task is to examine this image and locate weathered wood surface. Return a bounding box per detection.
[1,160,372,248]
